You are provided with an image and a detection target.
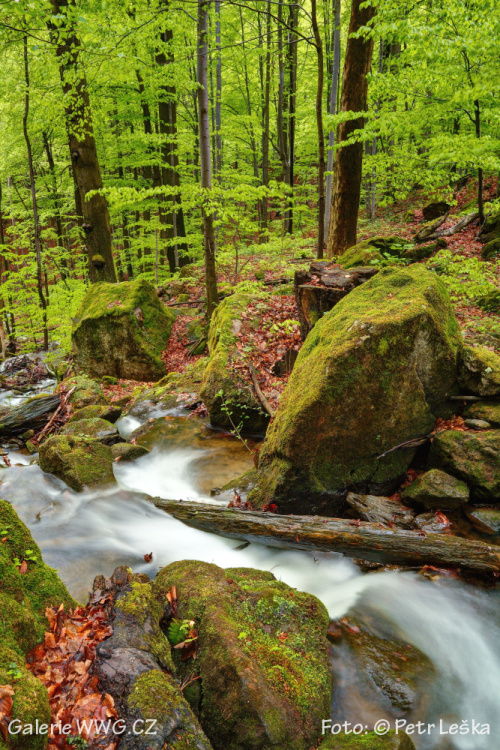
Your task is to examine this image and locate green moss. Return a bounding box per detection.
[429,429,500,501]
[459,345,500,397]
[249,265,463,512]
[0,647,51,750]
[61,417,118,444]
[321,730,415,749]
[200,293,269,433]
[72,278,176,381]
[116,582,174,671]
[0,500,75,651]
[337,240,384,268]
[57,375,106,409]
[38,435,114,491]
[153,561,331,750]
[464,400,500,427]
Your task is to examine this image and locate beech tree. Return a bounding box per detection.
[326,0,376,258]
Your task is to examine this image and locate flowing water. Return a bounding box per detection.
[0,404,499,749]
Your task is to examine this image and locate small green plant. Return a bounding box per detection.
[67,737,88,749]
[7,662,23,680]
[167,618,198,648]
[269,319,299,337]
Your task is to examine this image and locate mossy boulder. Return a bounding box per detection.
[464,401,500,427]
[0,501,75,750]
[127,359,207,419]
[199,294,270,434]
[68,404,122,424]
[481,238,500,260]
[111,443,150,462]
[61,417,119,445]
[57,375,107,410]
[153,561,331,750]
[477,289,500,313]
[321,731,415,749]
[0,648,52,750]
[459,345,500,396]
[401,468,469,510]
[338,237,411,269]
[481,210,500,237]
[402,238,447,262]
[38,435,114,491]
[0,499,75,653]
[72,278,176,381]
[428,430,500,502]
[249,266,462,514]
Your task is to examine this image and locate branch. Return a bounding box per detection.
[249,365,275,418]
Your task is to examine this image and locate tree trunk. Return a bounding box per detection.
[157,6,190,271]
[215,0,222,177]
[324,0,341,238]
[42,131,69,277]
[474,99,485,225]
[326,0,376,258]
[197,0,219,319]
[259,1,272,241]
[154,499,500,575]
[22,36,49,351]
[49,0,117,283]
[286,1,298,235]
[311,0,325,258]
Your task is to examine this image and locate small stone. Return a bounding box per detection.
[401,469,469,510]
[465,506,500,535]
[111,443,150,462]
[464,401,500,427]
[464,419,491,430]
[459,345,500,397]
[414,512,451,534]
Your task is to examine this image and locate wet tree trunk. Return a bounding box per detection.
[326,0,376,258]
[198,0,219,319]
[154,499,500,575]
[49,0,117,283]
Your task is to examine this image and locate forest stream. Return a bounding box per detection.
[1,384,499,750]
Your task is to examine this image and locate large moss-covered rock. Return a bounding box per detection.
[0,501,75,750]
[321,731,415,749]
[39,434,114,491]
[429,430,500,502]
[199,294,269,434]
[402,238,447,262]
[477,289,500,313]
[249,266,462,514]
[481,238,500,260]
[459,345,500,396]
[111,442,150,461]
[153,561,331,750]
[401,468,469,510]
[57,374,107,409]
[72,278,175,381]
[61,417,119,445]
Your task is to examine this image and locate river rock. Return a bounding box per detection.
[413,512,451,533]
[346,493,415,527]
[464,507,500,535]
[249,265,462,514]
[428,430,500,502]
[464,401,500,427]
[401,469,469,510]
[61,417,120,445]
[0,499,75,749]
[39,434,115,491]
[58,374,107,409]
[72,278,176,381]
[112,443,150,462]
[200,293,270,434]
[464,419,491,430]
[127,360,206,418]
[321,730,415,749]
[153,560,331,750]
[459,345,500,396]
[332,614,434,715]
[68,404,122,423]
[92,568,213,750]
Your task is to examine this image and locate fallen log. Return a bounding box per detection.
[415,211,479,243]
[0,393,61,436]
[154,499,500,574]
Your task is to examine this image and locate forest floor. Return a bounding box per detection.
[103,176,500,411]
